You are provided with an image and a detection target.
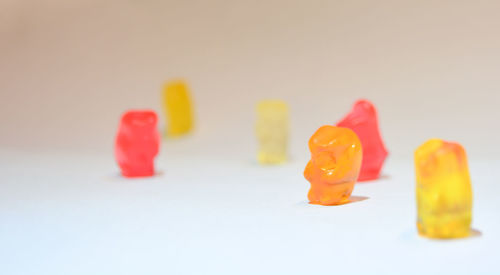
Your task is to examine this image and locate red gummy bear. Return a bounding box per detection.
[336,100,388,181]
[115,110,160,177]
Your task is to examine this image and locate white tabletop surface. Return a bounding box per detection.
[1,135,498,275]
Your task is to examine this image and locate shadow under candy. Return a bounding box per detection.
[417,228,483,241]
[357,174,391,183]
[296,195,370,206]
[325,195,369,206]
[469,228,482,238]
[105,170,165,181]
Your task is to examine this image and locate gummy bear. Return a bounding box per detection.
[163,80,194,136]
[414,139,473,239]
[115,110,160,177]
[337,99,388,181]
[256,100,289,164]
[304,126,363,205]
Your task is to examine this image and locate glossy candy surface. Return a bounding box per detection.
[337,99,388,181]
[304,126,362,205]
[415,139,473,239]
[163,80,194,136]
[256,100,289,164]
[115,110,160,177]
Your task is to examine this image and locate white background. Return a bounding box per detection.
[1,0,500,158]
[1,1,499,274]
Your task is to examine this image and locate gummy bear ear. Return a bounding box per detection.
[309,126,336,148]
[122,110,158,126]
[143,111,158,124]
[353,99,375,113]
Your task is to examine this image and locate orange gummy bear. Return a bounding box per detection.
[304,126,363,205]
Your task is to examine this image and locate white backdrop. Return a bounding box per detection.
[1,0,500,158]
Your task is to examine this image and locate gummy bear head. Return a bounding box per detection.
[308,126,362,177]
[415,138,468,182]
[255,100,289,139]
[121,110,158,132]
[338,99,376,126]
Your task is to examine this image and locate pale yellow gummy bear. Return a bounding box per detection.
[256,100,289,164]
[414,138,473,239]
[162,80,194,137]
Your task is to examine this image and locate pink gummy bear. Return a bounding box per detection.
[115,110,160,177]
[336,100,388,181]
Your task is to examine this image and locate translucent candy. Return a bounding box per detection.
[163,80,194,136]
[337,99,388,181]
[255,100,289,164]
[414,139,473,239]
[115,110,160,177]
[304,126,363,205]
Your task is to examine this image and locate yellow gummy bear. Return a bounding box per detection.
[162,80,194,137]
[414,138,473,239]
[255,100,289,164]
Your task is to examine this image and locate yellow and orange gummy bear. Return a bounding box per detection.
[304,126,363,205]
[415,139,473,239]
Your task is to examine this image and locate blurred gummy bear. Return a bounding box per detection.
[255,100,289,164]
[115,110,160,177]
[337,99,388,181]
[415,139,473,239]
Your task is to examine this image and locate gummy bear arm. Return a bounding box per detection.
[304,161,314,181]
[153,133,161,155]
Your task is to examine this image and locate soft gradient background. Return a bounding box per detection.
[1,1,500,274]
[1,0,499,158]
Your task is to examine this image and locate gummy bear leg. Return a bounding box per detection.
[417,212,471,239]
[358,166,383,181]
[308,181,355,206]
[121,163,155,178]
